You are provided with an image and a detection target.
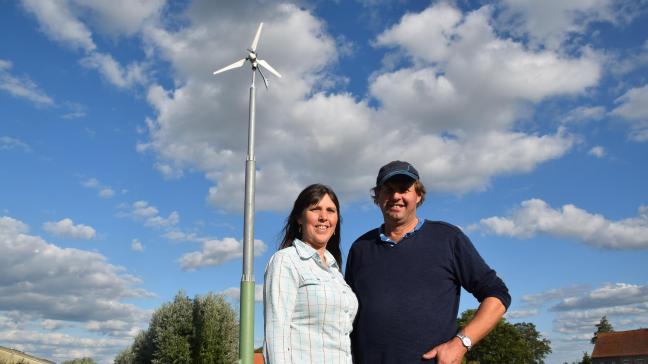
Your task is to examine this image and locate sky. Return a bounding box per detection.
[1,0,647,363]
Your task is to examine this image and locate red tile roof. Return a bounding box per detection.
[592,329,648,358]
[254,352,265,364]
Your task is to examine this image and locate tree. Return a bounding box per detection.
[115,291,239,364]
[580,351,592,364]
[591,315,614,344]
[514,322,552,363]
[192,293,239,364]
[457,309,551,364]
[62,359,97,364]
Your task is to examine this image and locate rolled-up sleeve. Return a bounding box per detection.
[264,252,299,364]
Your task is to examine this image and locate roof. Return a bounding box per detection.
[592,329,648,358]
[254,352,265,364]
[0,346,56,364]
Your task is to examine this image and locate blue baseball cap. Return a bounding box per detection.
[376,160,420,186]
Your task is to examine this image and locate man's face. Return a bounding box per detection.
[377,176,422,226]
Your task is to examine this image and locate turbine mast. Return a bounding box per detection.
[212,22,281,364]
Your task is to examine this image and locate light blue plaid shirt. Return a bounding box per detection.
[263,239,358,364]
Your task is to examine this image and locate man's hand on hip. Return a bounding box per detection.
[421,336,467,363]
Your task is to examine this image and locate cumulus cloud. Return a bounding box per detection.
[611,84,648,141]
[20,0,96,51]
[179,238,267,271]
[0,216,153,361]
[0,59,55,107]
[131,238,144,252]
[20,0,163,48]
[0,328,133,364]
[506,308,539,319]
[42,218,97,240]
[222,285,264,303]
[516,283,648,348]
[588,145,606,158]
[119,200,179,228]
[561,106,606,124]
[1,216,152,320]
[521,285,591,308]
[81,177,116,199]
[477,199,648,249]
[137,2,601,212]
[552,283,648,312]
[80,52,148,88]
[98,188,115,198]
[0,136,31,152]
[498,0,623,49]
[19,0,158,90]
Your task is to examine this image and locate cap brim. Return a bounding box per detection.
[378,171,418,186]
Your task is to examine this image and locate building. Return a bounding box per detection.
[592,329,648,364]
[254,352,264,364]
[0,346,54,364]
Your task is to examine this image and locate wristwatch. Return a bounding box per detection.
[456,332,472,351]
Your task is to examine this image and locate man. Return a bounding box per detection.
[345,161,510,364]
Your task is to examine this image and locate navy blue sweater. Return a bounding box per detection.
[345,220,510,364]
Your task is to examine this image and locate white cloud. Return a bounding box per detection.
[80,51,148,88]
[498,0,620,49]
[0,215,152,325]
[506,308,539,319]
[42,218,97,240]
[0,136,31,152]
[61,101,87,119]
[20,0,96,51]
[374,3,462,62]
[611,84,648,141]
[119,200,179,228]
[522,285,591,307]
[222,285,264,303]
[82,177,99,188]
[552,283,648,312]
[41,319,67,330]
[98,188,115,199]
[19,0,157,91]
[81,177,116,199]
[514,283,648,358]
[588,145,606,158]
[0,328,134,364]
[74,0,164,36]
[20,0,164,49]
[0,59,55,107]
[137,3,599,212]
[179,238,267,271]
[477,199,648,249]
[131,238,144,252]
[561,106,606,124]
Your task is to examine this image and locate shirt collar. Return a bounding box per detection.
[379,218,424,247]
[293,238,339,270]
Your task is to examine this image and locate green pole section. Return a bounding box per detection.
[239,280,256,364]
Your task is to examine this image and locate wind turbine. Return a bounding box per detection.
[213,22,281,364]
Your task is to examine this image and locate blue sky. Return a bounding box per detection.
[1,1,647,363]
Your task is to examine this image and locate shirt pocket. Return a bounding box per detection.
[300,271,332,286]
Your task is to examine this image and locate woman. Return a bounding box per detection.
[264,184,358,364]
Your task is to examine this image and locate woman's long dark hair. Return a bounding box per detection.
[279,183,342,267]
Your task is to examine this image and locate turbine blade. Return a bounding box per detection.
[258,59,282,78]
[213,58,246,75]
[250,23,263,51]
[258,68,269,89]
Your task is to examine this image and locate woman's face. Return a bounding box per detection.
[298,193,338,250]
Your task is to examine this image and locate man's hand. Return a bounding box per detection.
[421,336,467,363]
